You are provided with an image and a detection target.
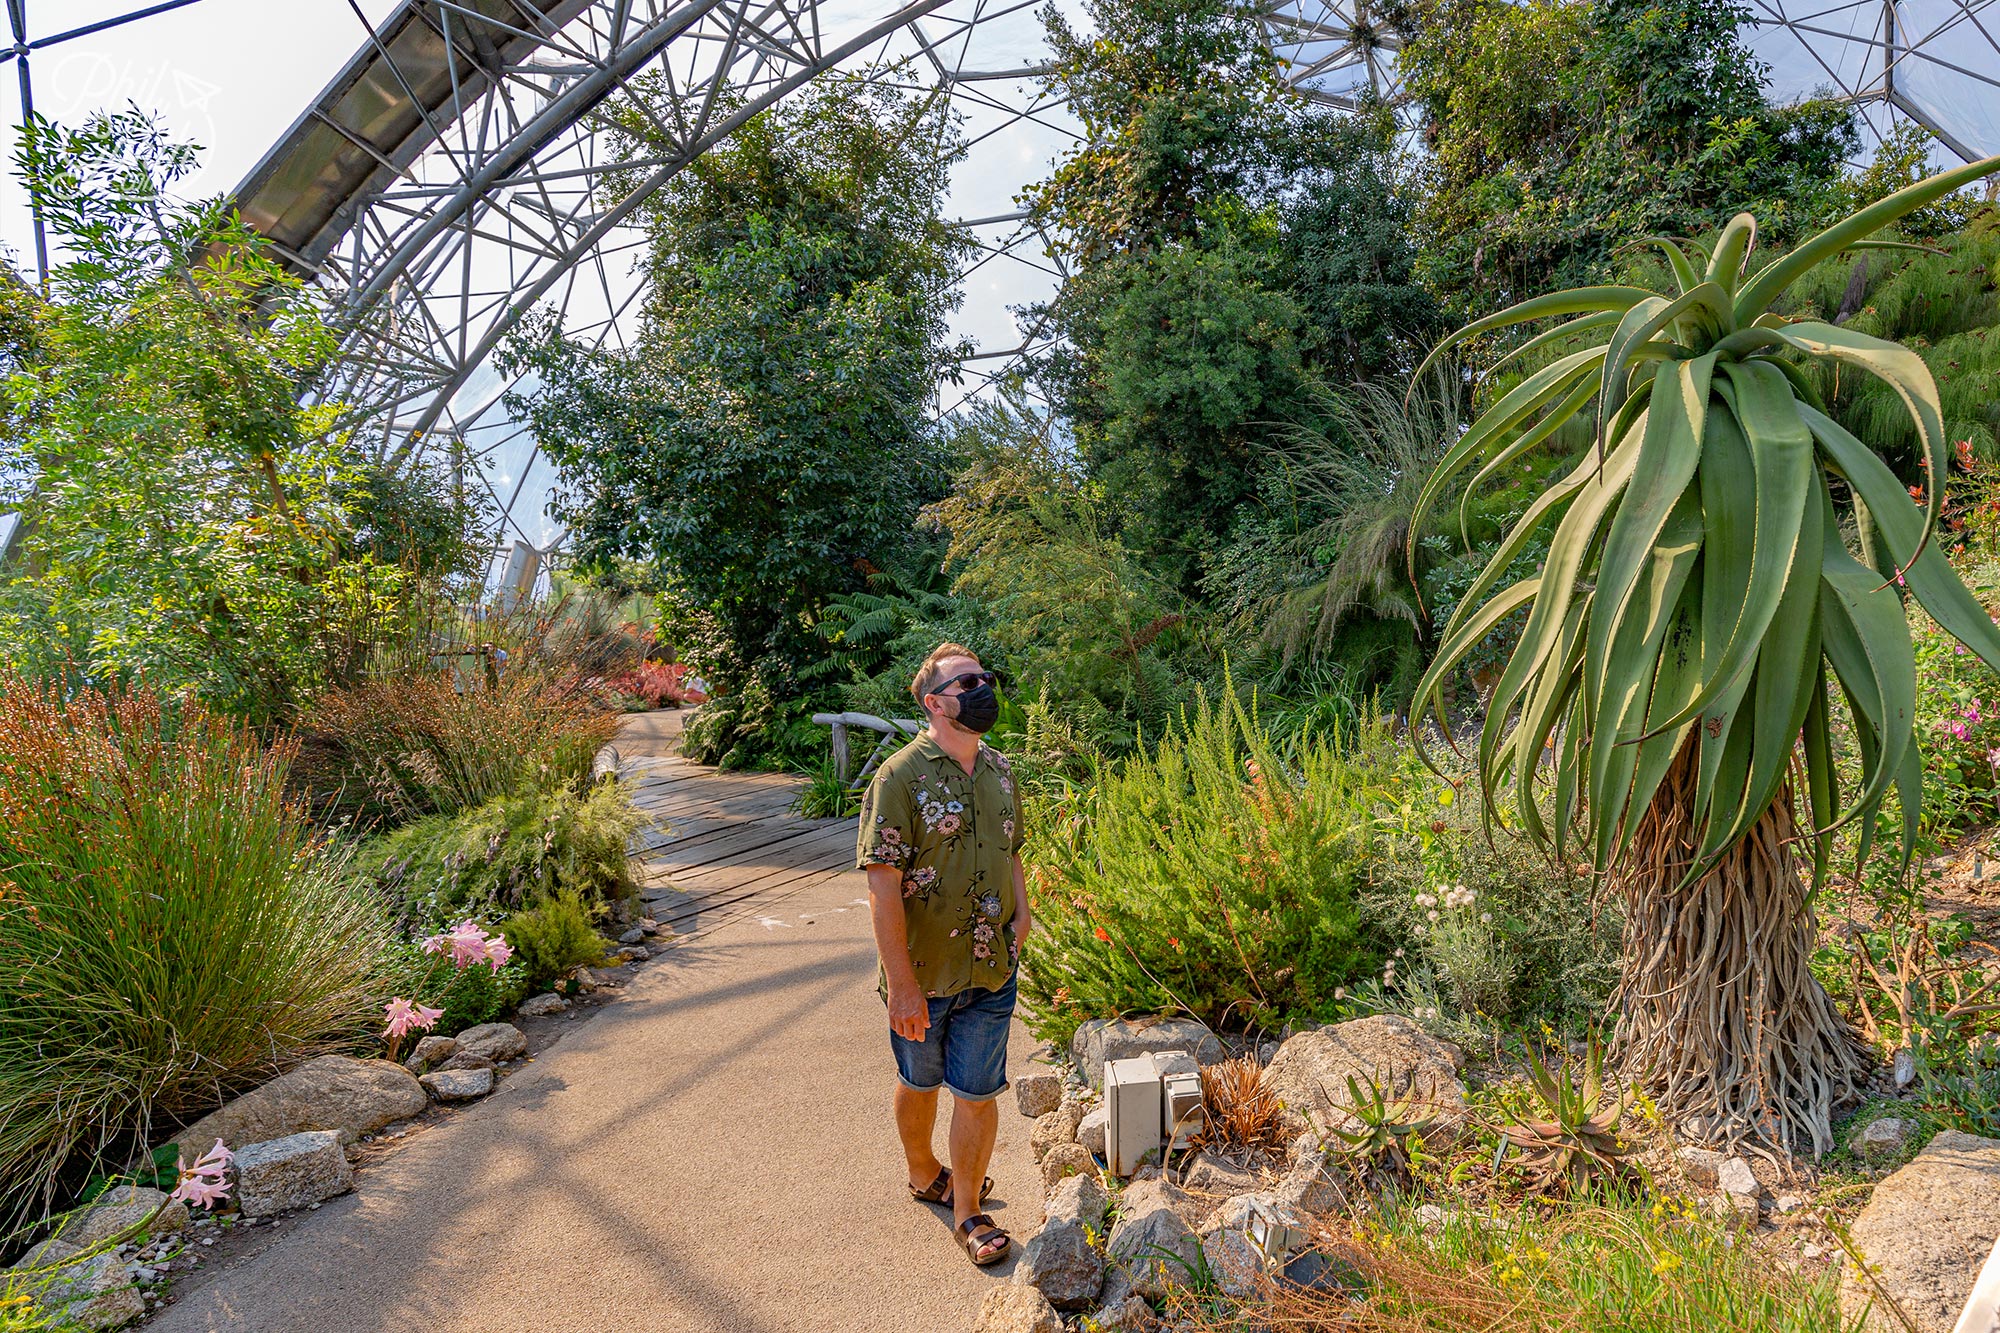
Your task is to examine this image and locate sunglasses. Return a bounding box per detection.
[932,670,997,695]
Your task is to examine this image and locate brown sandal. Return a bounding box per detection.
[909,1166,992,1206]
[957,1213,1011,1266]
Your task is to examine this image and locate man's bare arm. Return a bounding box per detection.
[1011,854,1032,947]
[868,865,929,1040]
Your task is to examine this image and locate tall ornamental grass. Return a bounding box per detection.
[1020,688,1396,1042]
[0,680,394,1227]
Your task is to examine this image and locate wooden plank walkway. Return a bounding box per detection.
[623,753,860,936]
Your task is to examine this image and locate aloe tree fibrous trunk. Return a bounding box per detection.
[1613,741,1872,1156]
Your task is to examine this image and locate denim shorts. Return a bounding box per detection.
[888,971,1018,1102]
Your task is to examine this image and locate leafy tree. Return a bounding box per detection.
[502,77,970,763]
[1023,0,1433,580]
[1411,157,2000,1153]
[1400,0,1857,311]
[0,112,472,721]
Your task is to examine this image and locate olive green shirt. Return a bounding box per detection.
[856,732,1025,998]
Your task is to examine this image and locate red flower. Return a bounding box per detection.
[1169,937,1183,951]
[1093,926,1110,942]
[1911,484,1926,503]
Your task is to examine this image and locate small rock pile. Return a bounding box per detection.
[975,1016,1466,1332]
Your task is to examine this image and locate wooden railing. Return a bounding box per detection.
[810,712,921,792]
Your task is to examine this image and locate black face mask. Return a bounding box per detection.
[949,683,1000,735]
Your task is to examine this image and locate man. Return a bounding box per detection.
[856,642,1030,1268]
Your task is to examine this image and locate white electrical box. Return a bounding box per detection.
[1161,1069,1205,1150]
[1104,1056,1163,1177]
[1246,1197,1307,1265]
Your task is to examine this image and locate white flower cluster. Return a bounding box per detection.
[1413,1006,1441,1021]
[1414,883,1482,924]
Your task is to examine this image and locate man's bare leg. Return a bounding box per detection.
[949,1095,1000,1235]
[896,1084,945,1194]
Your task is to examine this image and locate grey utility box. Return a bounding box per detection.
[1103,1055,1163,1177]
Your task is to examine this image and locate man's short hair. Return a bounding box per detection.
[912,642,979,703]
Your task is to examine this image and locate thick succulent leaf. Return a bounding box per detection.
[1412,287,1657,388]
[1819,515,1916,833]
[1734,153,2000,322]
[1511,598,1590,846]
[1590,490,1703,869]
[1647,365,1811,735]
[1801,668,1835,889]
[1410,579,1542,764]
[1704,214,1757,293]
[1458,375,1601,546]
[1407,345,1607,580]
[1553,692,1587,863]
[1803,402,2000,672]
[1616,577,1703,863]
[1599,283,1729,441]
[1587,355,1713,714]
[1636,235,1702,295]
[1696,680,1758,865]
[1892,737,1925,873]
[1481,310,1620,384]
[1781,321,1947,569]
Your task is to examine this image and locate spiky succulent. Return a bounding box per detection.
[1409,154,2000,881]
[1326,1072,1435,1175]
[1498,1042,1635,1193]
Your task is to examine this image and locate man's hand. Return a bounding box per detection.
[887,976,931,1041]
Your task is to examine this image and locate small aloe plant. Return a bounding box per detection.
[1498,1041,1636,1193]
[1326,1072,1436,1178]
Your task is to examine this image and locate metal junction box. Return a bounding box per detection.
[1104,1056,1163,1177]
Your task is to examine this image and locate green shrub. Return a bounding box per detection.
[791,757,858,819]
[502,888,609,991]
[1369,775,1619,1037]
[1019,685,1399,1045]
[0,681,394,1228]
[352,780,647,932]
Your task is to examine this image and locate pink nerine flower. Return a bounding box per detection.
[384,996,444,1039]
[171,1139,234,1210]
[424,919,510,971]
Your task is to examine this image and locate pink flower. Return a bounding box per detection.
[1949,720,1969,740]
[170,1139,234,1210]
[384,996,444,1039]
[1987,747,2000,768]
[937,814,962,835]
[424,920,508,971]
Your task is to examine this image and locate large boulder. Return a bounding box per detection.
[233,1130,355,1218]
[172,1055,428,1153]
[1842,1130,2000,1332]
[1072,1018,1225,1088]
[1015,1218,1105,1310]
[974,1285,1063,1333]
[1262,1016,1466,1139]
[54,1185,187,1249]
[1042,1142,1099,1193]
[1201,1228,1266,1299]
[1107,1180,1204,1301]
[1015,1072,1065,1119]
[1180,1151,1258,1200]
[9,1241,144,1331]
[421,1067,495,1102]
[1031,1101,1084,1161]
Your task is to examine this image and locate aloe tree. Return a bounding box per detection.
[1411,155,2000,1153]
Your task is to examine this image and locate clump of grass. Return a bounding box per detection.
[1170,1196,1848,1332]
[0,678,393,1230]
[791,757,858,819]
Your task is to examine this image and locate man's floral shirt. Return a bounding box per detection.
[855,731,1025,998]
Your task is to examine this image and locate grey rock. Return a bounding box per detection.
[1121,1176,1204,1228]
[54,1186,186,1249]
[1042,1141,1099,1193]
[1045,1173,1107,1234]
[1078,1105,1109,1159]
[1717,1156,1763,1199]
[1180,1151,1258,1199]
[1202,1227,1266,1298]
[1893,1048,1919,1090]
[435,1051,495,1074]
[453,1022,528,1062]
[1677,1146,1725,1186]
[516,993,569,1018]
[1272,1159,1344,1217]
[1289,1130,1324,1166]
[1071,1018,1226,1088]
[9,1242,144,1331]
[1853,1117,1917,1160]
[1030,1102,1084,1162]
[1842,1130,2000,1332]
[232,1130,355,1217]
[1775,1194,1806,1214]
[1015,1218,1105,1310]
[1015,1071,1065,1119]
[615,945,650,963]
[973,1285,1063,1333]
[1259,1042,1279,1065]
[402,1035,459,1074]
[1107,1183,1204,1301]
[172,1055,428,1153]
[618,927,646,944]
[419,1067,495,1102]
[1263,1015,1467,1141]
[1091,1293,1156,1332]
[1204,1191,1305,1238]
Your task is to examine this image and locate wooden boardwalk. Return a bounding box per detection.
[622,753,859,936]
